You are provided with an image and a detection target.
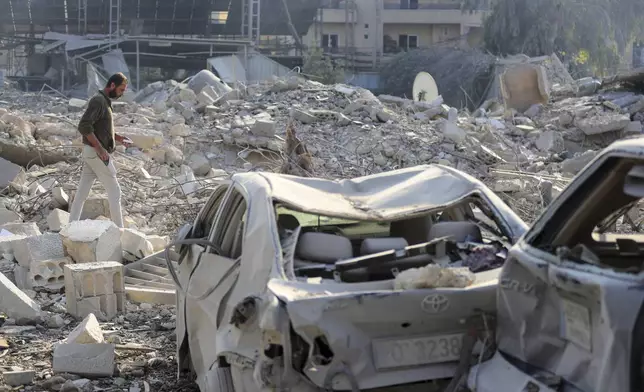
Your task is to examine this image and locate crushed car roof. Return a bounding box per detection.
[233,164,513,221]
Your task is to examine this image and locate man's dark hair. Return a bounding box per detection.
[106,72,128,88]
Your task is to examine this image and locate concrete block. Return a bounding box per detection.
[188,153,211,176]
[13,233,65,268]
[2,370,35,386]
[60,220,122,263]
[0,222,41,237]
[126,286,176,305]
[169,123,190,137]
[251,119,276,137]
[48,208,70,232]
[69,98,88,109]
[79,196,109,220]
[0,157,24,188]
[13,265,30,289]
[500,64,550,112]
[65,313,104,344]
[0,234,27,261]
[117,127,165,149]
[64,261,125,320]
[0,208,21,225]
[121,229,154,262]
[52,343,115,377]
[29,257,71,290]
[0,271,41,320]
[52,187,69,208]
[146,235,169,252]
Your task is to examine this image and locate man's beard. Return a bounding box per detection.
[108,90,122,99]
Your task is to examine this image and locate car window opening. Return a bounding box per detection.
[274,198,511,286]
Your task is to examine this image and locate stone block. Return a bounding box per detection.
[65,313,104,344]
[52,343,115,377]
[13,233,65,268]
[64,261,125,320]
[0,222,41,237]
[29,257,71,290]
[2,370,35,386]
[48,208,70,232]
[60,220,122,263]
[250,119,276,137]
[0,234,27,261]
[68,98,88,109]
[169,123,190,137]
[121,229,154,262]
[79,196,109,220]
[0,272,41,320]
[13,265,30,289]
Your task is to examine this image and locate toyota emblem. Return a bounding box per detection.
[421,294,449,313]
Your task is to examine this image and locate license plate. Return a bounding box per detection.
[372,333,463,369]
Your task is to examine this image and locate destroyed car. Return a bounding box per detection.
[169,164,528,391]
[467,137,644,392]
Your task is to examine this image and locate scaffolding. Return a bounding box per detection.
[78,0,88,35]
[109,0,121,48]
[241,0,261,45]
[344,0,356,70]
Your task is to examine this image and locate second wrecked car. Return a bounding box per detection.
[169,164,528,391]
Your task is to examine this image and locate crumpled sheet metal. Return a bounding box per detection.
[495,243,642,392]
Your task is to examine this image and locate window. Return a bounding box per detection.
[322,34,339,49]
[400,0,418,9]
[398,34,418,50]
[210,11,228,25]
[365,23,369,29]
[364,34,369,39]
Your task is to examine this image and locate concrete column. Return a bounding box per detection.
[460,24,470,48]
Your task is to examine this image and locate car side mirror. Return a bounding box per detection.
[624,165,644,198]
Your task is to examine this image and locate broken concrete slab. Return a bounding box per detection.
[65,313,104,344]
[52,187,69,208]
[60,220,122,263]
[575,113,631,135]
[121,229,154,262]
[79,196,110,220]
[0,208,22,225]
[47,208,70,232]
[117,128,164,150]
[13,233,65,268]
[2,369,36,386]
[0,272,42,320]
[0,222,41,237]
[250,119,276,137]
[0,157,24,188]
[64,261,125,320]
[52,343,115,377]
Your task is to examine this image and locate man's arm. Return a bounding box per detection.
[114,133,133,147]
[78,98,109,161]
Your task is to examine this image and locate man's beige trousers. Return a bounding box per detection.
[68,145,124,228]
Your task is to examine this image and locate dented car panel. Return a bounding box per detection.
[174,165,527,391]
[468,137,644,392]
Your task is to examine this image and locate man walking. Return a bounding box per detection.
[69,72,132,228]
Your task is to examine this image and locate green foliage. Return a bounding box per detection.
[302,47,344,85]
[462,0,644,75]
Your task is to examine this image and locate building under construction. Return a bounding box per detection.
[0,0,319,92]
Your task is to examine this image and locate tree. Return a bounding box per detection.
[462,0,644,76]
[302,47,344,85]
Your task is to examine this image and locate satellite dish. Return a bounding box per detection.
[412,71,439,103]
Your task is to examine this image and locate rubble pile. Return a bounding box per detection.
[1,63,644,390]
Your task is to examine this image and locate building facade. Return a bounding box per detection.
[303,0,488,70]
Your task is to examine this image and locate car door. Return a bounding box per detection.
[493,150,644,392]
